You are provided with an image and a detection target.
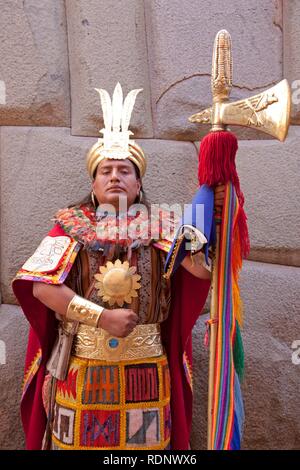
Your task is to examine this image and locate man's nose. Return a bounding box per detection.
[110,168,120,181]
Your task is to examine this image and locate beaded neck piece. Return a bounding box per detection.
[53,203,178,253]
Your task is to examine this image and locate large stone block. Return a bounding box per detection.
[0,127,95,304]
[191,260,300,449]
[65,0,153,137]
[140,139,199,205]
[0,0,70,126]
[283,0,300,124]
[237,126,300,265]
[145,0,283,140]
[0,305,28,450]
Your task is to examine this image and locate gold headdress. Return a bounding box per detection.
[86,83,147,178]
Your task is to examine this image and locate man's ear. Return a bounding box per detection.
[137,179,142,192]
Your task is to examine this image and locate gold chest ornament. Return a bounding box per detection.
[94,259,141,307]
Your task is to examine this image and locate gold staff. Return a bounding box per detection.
[189,29,291,450]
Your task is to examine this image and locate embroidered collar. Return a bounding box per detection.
[53,203,178,252]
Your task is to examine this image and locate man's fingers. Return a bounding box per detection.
[125,309,138,319]
[127,321,137,334]
[129,314,138,324]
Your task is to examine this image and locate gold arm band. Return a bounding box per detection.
[66,295,104,328]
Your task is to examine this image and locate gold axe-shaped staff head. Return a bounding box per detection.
[189,29,291,141]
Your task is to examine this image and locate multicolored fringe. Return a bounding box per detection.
[22,348,42,399]
[210,182,245,450]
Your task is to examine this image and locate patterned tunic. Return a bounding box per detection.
[48,204,175,450]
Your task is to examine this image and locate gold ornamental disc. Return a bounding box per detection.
[94,259,141,307]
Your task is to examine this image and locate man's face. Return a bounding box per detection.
[92,158,141,209]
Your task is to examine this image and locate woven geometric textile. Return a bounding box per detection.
[51,354,171,450]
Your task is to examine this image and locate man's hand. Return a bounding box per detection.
[98,308,138,338]
[214,184,225,212]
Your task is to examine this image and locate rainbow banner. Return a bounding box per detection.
[211,182,245,450]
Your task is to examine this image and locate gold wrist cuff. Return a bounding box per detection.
[66,295,104,328]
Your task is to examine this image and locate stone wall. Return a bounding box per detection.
[0,0,299,450]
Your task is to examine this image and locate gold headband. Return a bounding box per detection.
[86,140,147,179]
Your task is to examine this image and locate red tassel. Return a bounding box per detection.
[237,205,250,258]
[198,131,238,187]
[198,131,250,258]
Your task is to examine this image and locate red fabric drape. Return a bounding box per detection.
[161,267,210,450]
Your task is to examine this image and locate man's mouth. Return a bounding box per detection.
[107,186,125,191]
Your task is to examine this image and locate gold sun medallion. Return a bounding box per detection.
[94,259,141,307]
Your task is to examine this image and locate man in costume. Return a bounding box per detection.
[12,82,225,450]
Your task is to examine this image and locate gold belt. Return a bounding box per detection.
[71,322,163,362]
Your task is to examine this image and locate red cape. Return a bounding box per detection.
[13,225,210,450]
[12,225,73,450]
[161,267,210,450]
